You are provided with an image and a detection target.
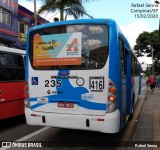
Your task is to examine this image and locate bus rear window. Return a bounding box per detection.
[30,24,109,70]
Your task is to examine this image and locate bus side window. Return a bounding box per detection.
[0,54,6,81]
[120,39,125,77]
[4,54,17,80]
[16,55,25,80]
[134,58,138,76]
[0,54,3,66]
[4,54,14,66]
[17,55,24,67]
[23,55,26,67]
[130,52,134,76]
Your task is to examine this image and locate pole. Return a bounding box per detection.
[158,18,160,46]
[34,0,37,26]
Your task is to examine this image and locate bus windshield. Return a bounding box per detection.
[29,24,109,70]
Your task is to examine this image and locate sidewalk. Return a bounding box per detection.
[129,87,160,149]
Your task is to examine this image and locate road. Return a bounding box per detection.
[0,114,130,150]
[0,115,42,141]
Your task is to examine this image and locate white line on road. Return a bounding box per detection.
[16,126,50,141]
[0,126,50,150]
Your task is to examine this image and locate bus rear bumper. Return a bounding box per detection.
[25,108,120,133]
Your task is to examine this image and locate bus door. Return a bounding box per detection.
[120,40,128,122]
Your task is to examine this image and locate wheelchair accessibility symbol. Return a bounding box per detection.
[32,77,38,85]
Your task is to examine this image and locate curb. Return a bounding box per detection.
[118,94,147,149]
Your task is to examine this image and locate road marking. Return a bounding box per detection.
[0,126,50,150]
[16,126,50,141]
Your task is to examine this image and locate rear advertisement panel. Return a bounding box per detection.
[33,32,82,66]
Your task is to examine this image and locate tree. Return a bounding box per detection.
[134,30,160,75]
[37,0,95,21]
[134,30,159,57]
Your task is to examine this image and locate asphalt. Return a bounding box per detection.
[129,87,160,150]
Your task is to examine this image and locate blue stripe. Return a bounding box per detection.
[30,103,45,109]
[30,97,106,111]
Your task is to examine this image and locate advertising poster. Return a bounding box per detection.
[33,32,82,66]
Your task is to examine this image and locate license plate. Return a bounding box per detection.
[58,102,74,108]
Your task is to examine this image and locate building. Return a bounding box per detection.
[141,62,148,71]
[0,0,48,50]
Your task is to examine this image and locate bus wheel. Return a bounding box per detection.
[129,98,134,120]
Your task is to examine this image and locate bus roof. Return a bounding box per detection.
[0,46,26,55]
[29,18,130,47]
[29,18,116,31]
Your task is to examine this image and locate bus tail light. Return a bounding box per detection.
[24,93,28,98]
[24,82,30,108]
[24,82,28,91]
[108,87,116,94]
[108,95,115,102]
[107,79,118,112]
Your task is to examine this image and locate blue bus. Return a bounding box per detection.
[24,19,142,133]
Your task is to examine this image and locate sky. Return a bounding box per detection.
[19,0,160,64]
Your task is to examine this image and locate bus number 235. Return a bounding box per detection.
[45,80,62,88]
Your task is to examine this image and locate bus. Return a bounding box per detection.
[0,46,25,120]
[24,19,142,133]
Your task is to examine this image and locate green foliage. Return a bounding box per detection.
[134,30,159,57]
[145,71,150,77]
[134,30,160,75]
[37,0,93,21]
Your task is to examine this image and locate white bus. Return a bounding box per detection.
[24,19,142,133]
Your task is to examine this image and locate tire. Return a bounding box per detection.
[129,96,134,120]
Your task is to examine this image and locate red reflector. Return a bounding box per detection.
[97,118,104,122]
[31,114,37,117]
[109,82,113,86]
[24,93,28,98]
